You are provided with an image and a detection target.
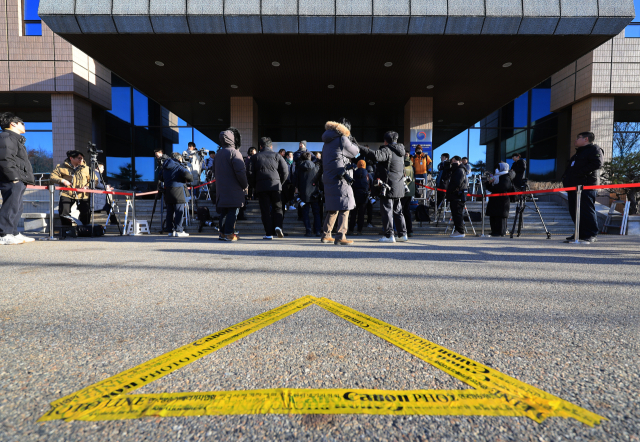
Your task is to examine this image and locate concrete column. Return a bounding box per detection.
[570,97,614,163]
[230,97,258,157]
[404,97,433,158]
[51,94,93,166]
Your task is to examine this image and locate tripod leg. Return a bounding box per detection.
[510,201,520,238]
[531,197,552,238]
[517,205,524,237]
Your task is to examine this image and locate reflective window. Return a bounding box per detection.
[529,138,558,181]
[133,89,148,127]
[194,129,219,152]
[514,93,528,128]
[531,87,552,124]
[109,76,131,123]
[173,126,194,154]
[626,24,640,37]
[24,129,53,173]
[134,157,155,182]
[613,122,640,157]
[106,157,134,184]
[23,0,42,36]
[26,122,52,131]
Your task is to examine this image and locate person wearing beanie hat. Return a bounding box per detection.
[485,162,515,237]
[293,140,317,164]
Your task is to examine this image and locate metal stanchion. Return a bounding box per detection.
[39,185,58,241]
[571,185,585,244]
[129,192,138,236]
[479,188,486,237]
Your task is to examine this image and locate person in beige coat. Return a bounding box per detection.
[50,150,98,227]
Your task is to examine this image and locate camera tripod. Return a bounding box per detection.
[87,141,103,238]
[149,180,165,233]
[510,182,551,239]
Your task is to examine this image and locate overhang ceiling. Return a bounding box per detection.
[56,33,615,146]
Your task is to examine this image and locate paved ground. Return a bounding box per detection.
[1,233,639,441]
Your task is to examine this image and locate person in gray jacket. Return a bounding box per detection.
[321,119,359,245]
[215,128,248,241]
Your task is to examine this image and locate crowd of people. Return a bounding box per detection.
[0,110,605,245]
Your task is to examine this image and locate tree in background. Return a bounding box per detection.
[602,122,640,214]
[27,148,53,174]
[109,163,143,183]
[470,160,486,174]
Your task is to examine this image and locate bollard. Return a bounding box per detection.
[480,188,486,237]
[129,192,138,236]
[572,185,583,244]
[39,185,58,241]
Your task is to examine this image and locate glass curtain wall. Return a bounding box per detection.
[105,74,219,190]
[625,0,640,37]
[475,79,558,181]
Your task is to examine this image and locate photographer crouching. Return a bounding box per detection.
[163,152,192,237]
[359,131,408,243]
[446,156,469,238]
[50,150,99,231]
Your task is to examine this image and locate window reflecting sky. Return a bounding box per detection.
[531,88,552,123]
[24,0,40,20]
[133,90,148,127]
[24,131,52,153]
[109,86,131,123]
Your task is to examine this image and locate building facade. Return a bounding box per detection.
[1,0,636,188]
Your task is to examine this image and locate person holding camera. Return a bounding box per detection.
[360,132,408,243]
[50,150,99,230]
[511,153,526,189]
[320,119,359,245]
[446,156,469,238]
[562,131,604,243]
[247,137,288,240]
[162,152,192,237]
[0,112,35,245]
[485,162,515,237]
[293,151,322,237]
[215,128,248,242]
[402,156,416,237]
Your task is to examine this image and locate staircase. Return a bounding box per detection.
[97,196,576,237]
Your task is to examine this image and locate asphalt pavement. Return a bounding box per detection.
[1,233,639,441]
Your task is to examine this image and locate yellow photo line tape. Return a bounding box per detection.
[312,298,604,427]
[50,296,316,410]
[39,389,547,422]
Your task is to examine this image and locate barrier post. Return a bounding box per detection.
[39,184,59,241]
[572,185,583,244]
[480,188,486,237]
[129,191,138,236]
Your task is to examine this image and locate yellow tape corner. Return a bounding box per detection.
[39,296,605,427]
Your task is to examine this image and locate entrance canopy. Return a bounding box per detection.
[39,0,634,147]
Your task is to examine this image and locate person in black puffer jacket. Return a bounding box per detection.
[292,151,322,237]
[485,162,515,237]
[248,136,289,239]
[446,156,469,238]
[562,131,605,242]
[0,112,35,245]
[359,132,408,242]
[348,159,371,235]
[162,153,192,237]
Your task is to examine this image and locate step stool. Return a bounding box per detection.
[21,213,48,233]
[127,220,150,235]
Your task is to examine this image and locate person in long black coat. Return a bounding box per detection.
[485,162,515,237]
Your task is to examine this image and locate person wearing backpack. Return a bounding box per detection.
[293,151,322,237]
[162,153,192,237]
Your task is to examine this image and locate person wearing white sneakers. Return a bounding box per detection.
[359,132,408,244]
[162,153,192,238]
[0,112,35,245]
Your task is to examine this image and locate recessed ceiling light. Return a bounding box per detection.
[628,101,635,105]
[155,61,164,66]
[458,102,465,106]
[438,119,443,122]
[502,62,512,68]
[369,102,375,106]
[272,61,280,67]
[285,102,291,105]
[328,84,335,89]
[199,102,205,105]
[218,118,223,121]
[33,100,39,103]
[384,62,393,67]
[231,85,238,89]
[426,85,434,89]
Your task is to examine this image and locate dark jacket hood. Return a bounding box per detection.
[298,159,315,171]
[386,143,405,158]
[219,130,236,149]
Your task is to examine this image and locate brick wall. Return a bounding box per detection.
[404,97,433,148]
[570,97,614,162]
[230,97,258,157]
[51,94,93,166]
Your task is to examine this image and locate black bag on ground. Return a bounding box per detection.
[464,211,482,222]
[415,205,431,222]
[64,225,105,238]
[197,206,211,232]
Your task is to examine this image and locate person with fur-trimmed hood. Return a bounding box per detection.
[320,118,359,245]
